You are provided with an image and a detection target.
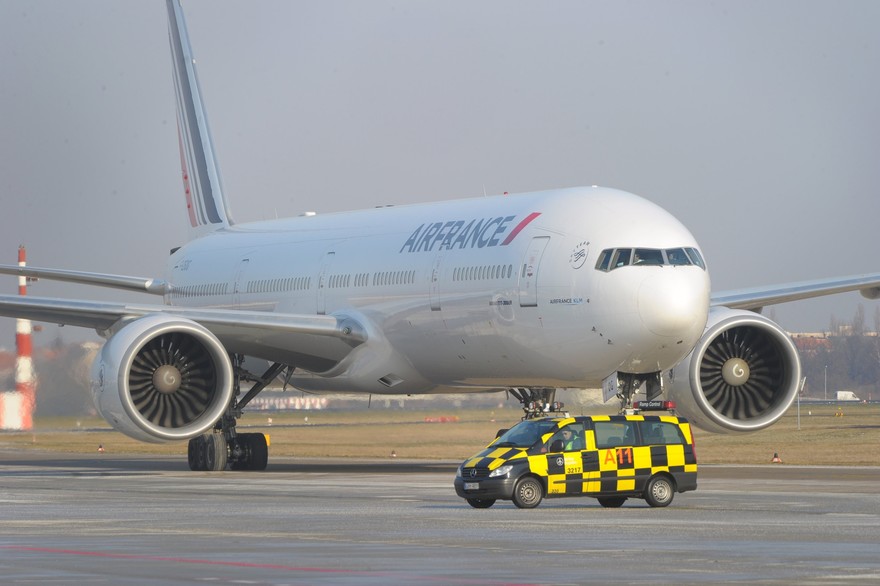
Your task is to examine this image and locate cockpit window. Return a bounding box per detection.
[685,247,706,270]
[633,248,664,266]
[666,248,690,266]
[596,249,612,271]
[611,248,632,268]
[595,247,707,272]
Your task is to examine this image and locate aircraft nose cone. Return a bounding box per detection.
[638,270,709,338]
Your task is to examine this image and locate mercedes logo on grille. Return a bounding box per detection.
[470,469,477,477]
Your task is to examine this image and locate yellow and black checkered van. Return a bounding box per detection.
[454,414,697,509]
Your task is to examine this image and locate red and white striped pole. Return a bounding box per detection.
[1,245,36,430]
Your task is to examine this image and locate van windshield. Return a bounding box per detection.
[494,419,560,448]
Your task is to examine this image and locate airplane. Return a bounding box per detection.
[1,0,879,471]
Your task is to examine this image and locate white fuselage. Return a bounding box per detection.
[165,186,711,394]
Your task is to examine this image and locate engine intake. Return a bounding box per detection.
[91,314,234,442]
[668,307,801,433]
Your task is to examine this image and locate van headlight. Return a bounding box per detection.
[488,464,513,478]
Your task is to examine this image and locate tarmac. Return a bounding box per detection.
[1,450,879,585]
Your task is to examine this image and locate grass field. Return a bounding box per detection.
[1,403,878,466]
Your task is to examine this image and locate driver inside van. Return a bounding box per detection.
[550,426,584,451]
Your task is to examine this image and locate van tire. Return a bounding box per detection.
[512,476,543,509]
[597,497,627,508]
[466,498,496,509]
[645,475,674,507]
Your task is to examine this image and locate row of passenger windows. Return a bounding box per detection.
[174,283,229,298]
[176,265,516,297]
[373,270,416,287]
[328,270,417,288]
[452,264,514,282]
[248,276,312,294]
[174,270,420,297]
[595,247,706,272]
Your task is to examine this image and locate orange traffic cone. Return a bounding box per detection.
[771,452,782,463]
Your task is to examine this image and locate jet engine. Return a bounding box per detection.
[90,314,234,443]
[667,307,801,433]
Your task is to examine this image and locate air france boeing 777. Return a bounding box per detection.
[1,0,878,471]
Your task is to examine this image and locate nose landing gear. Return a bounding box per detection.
[508,387,567,420]
[615,371,663,413]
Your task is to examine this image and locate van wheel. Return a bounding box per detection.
[597,497,627,508]
[466,498,496,509]
[645,475,674,507]
[512,476,543,509]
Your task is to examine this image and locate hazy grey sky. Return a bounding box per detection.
[1,0,879,349]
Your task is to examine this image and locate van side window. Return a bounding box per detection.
[594,421,637,449]
[547,423,586,452]
[638,421,686,445]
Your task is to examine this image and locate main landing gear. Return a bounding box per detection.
[187,358,288,471]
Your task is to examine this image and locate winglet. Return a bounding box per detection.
[167,0,233,237]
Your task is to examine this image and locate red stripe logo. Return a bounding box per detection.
[501,212,541,245]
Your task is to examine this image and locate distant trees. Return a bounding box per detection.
[796,305,880,400]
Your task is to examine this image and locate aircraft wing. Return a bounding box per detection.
[711,273,880,311]
[0,295,367,371]
[0,264,169,295]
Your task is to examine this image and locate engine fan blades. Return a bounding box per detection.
[699,326,784,420]
[128,332,217,428]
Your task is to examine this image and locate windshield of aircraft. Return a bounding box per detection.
[595,247,706,271]
[493,419,560,448]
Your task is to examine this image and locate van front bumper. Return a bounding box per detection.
[454,474,519,501]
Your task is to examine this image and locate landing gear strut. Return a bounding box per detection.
[187,358,289,471]
[508,387,567,420]
[615,372,663,413]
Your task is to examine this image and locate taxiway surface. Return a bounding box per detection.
[0,451,878,585]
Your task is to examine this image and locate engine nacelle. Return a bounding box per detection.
[90,314,234,443]
[667,307,801,433]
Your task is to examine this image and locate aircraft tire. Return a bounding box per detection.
[248,433,268,471]
[188,435,206,471]
[204,433,227,471]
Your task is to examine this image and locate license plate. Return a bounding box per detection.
[464,482,479,490]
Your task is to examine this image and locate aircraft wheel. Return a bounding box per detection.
[204,433,227,471]
[466,498,496,509]
[188,435,206,471]
[512,476,543,509]
[645,475,674,507]
[230,433,267,471]
[248,433,268,471]
[597,497,627,508]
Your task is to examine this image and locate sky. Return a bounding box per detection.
[1,0,879,349]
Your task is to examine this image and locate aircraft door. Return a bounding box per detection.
[429,255,443,311]
[316,251,335,315]
[518,236,549,307]
[232,258,250,309]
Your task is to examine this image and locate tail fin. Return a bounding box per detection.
[167,0,233,238]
